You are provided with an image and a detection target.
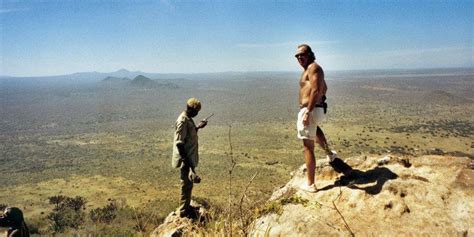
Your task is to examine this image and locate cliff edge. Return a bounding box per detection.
[251,155,473,236]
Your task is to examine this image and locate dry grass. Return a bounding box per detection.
[1,69,472,234]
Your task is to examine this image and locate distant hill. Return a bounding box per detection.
[110,69,144,78]
[102,76,131,82]
[130,75,154,87]
[100,75,179,89]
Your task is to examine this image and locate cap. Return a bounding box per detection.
[186,98,201,111]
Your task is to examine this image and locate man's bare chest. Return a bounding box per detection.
[299,72,309,88]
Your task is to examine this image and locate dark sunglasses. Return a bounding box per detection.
[295,53,307,58]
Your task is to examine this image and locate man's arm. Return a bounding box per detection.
[303,64,324,125]
[306,64,325,111]
[195,120,208,132]
[176,143,200,183]
[176,143,195,172]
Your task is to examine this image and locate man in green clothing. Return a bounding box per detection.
[172,98,208,218]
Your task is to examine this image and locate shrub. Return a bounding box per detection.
[48,195,66,209]
[255,195,309,216]
[90,200,118,224]
[47,195,87,233]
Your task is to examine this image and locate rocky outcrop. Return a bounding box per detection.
[150,200,209,237]
[251,155,474,236]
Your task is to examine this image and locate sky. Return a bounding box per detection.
[0,0,472,77]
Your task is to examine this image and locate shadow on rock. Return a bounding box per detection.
[320,158,398,195]
[179,205,209,223]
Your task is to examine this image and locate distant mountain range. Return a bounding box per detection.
[0,69,300,82]
[0,69,184,83]
[101,74,179,89]
[63,69,170,82]
[2,68,472,83]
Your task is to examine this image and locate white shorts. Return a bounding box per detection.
[297,107,326,140]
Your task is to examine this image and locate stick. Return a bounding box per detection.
[332,188,355,237]
[239,171,259,235]
[204,113,214,121]
[227,124,236,237]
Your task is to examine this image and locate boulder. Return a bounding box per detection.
[150,200,209,237]
[251,155,474,236]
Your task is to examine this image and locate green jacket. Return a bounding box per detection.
[172,112,199,168]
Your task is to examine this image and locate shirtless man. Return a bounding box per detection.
[295,44,338,192]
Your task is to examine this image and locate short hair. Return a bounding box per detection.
[297,44,316,61]
[186,98,201,111]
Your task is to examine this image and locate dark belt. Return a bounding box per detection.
[300,103,327,114]
[314,103,325,108]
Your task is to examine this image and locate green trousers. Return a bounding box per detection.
[178,164,193,213]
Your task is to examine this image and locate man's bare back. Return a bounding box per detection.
[299,62,327,108]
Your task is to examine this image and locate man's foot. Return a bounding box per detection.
[326,150,339,162]
[179,207,199,219]
[299,183,318,193]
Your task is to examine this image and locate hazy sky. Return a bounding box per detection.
[1,0,472,76]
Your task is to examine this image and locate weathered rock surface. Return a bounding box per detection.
[251,155,474,236]
[150,200,209,237]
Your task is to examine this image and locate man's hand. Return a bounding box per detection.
[197,120,208,129]
[302,110,310,126]
[188,170,201,183]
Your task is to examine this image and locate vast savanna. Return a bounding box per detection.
[1,68,473,235]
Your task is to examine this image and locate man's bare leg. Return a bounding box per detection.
[303,139,316,185]
[316,126,332,155]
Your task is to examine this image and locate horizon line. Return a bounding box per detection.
[1,66,473,78]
